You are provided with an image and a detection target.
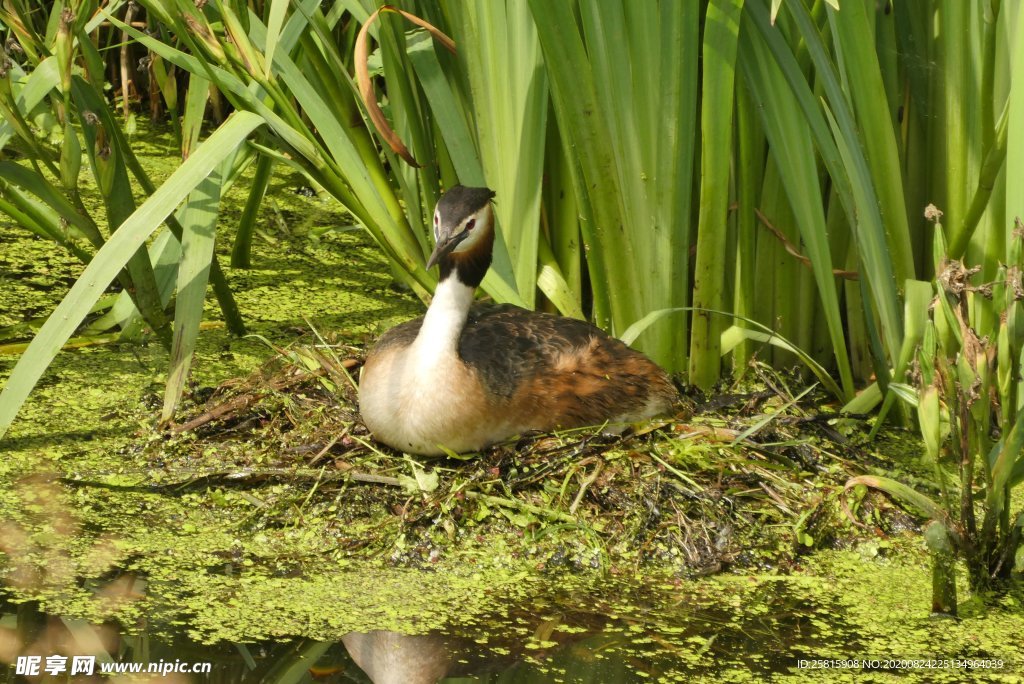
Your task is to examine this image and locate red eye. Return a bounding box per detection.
[465,219,476,231]
[434,214,439,227]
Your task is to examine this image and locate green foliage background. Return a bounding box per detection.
[0,0,1019,440]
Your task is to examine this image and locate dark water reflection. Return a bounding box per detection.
[0,578,834,682]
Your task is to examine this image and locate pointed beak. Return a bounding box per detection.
[426,231,468,269]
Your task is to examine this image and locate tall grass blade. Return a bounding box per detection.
[748,0,903,371]
[869,279,934,437]
[231,152,273,268]
[739,29,853,398]
[72,76,171,345]
[1007,4,1024,248]
[263,0,290,78]
[453,0,548,308]
[828,0,914,282]
[689,0,743,390]
[161,165,226,423]
[527,0,620,331]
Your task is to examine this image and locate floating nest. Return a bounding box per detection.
[141,339,912,575]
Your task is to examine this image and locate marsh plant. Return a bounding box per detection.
[848,217,1024,615]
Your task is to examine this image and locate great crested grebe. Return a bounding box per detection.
[358,186,677,456]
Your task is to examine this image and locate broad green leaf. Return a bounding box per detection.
[263,0,290,78]
[845,475,947,521]
[0,58,60,149]
[161,163,226,423]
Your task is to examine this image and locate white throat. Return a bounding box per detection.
[414,275,475,357]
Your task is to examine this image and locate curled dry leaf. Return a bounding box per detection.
[355,5,456,168]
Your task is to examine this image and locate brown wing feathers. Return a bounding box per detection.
[458,304,675,428]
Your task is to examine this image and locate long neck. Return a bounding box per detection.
[416,219,494,355]
[415,272,476,354]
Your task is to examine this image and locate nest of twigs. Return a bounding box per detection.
[146,342,895,574]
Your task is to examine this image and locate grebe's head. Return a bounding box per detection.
[426,186,496,270]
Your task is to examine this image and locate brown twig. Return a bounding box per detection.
[754,208,859,280]
[169,358,358,433]
[569,461,604,514]
[62,467,405,491]
[119,2,136,119]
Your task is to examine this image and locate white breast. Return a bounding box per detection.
[359,348,499,455]
[360,275,510,455]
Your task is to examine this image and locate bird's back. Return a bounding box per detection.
[458,304,675,430]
